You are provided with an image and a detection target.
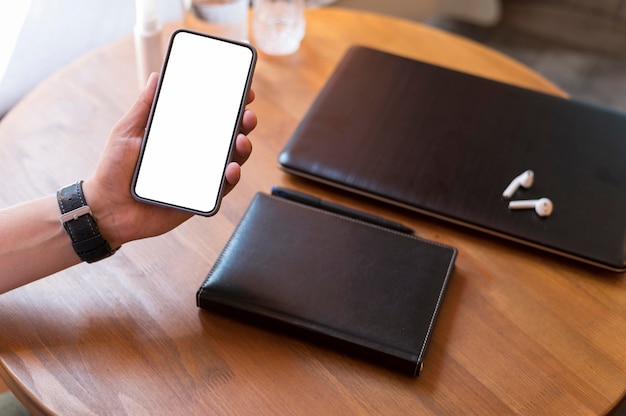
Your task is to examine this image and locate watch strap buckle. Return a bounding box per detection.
[59,205,93,224]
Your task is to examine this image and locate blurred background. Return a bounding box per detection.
[428,0,626,112]
[1,0,625,115]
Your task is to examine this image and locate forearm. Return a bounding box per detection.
[0,194,80,294]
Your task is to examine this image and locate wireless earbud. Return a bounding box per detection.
[508,197,553,217]
[502,170,534,199]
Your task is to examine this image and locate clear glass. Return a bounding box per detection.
[253,0,305,55]
[181,0,249,42]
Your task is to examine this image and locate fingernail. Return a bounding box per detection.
[146,72,158,87]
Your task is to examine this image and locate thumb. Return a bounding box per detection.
[112,72,159,138]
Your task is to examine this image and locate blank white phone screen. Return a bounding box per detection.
[134,31,254,215]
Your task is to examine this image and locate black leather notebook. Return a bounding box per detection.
[278,46,626,272]
[197,192,457,375]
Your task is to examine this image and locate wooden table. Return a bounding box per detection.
[0,7,624,416]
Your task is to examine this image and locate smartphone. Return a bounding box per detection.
[132,29,257,216]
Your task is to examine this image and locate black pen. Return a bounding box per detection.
[271,187,414,234]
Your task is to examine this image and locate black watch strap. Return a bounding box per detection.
[57,181,116,263]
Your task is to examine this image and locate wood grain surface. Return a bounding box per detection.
[0,7,624,416]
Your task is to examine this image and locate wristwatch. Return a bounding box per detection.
[57,181,116,263]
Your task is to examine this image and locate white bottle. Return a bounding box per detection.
[134,0,163,89]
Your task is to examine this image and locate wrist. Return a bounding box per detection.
[80,178,126,250]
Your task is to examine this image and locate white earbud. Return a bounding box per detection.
[502,170,534,199]
[508,197,554,217]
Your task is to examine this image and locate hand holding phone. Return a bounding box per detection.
[132,29,257,216]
